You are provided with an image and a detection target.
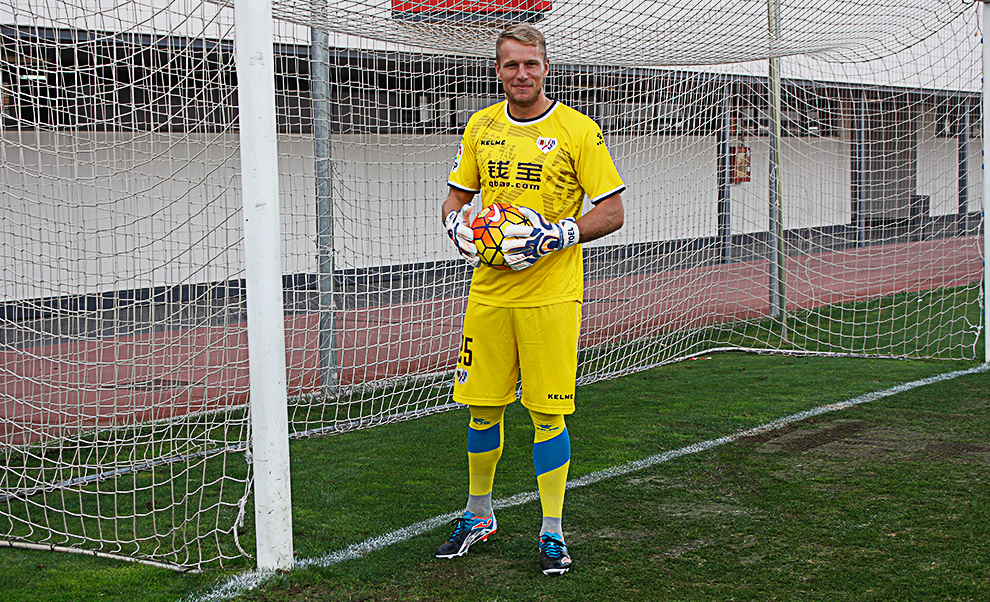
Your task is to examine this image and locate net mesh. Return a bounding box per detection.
[0,0,985,570]
[265,0,972,66]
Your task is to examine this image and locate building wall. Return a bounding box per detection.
[4,128,979,302]
[729,137,852,235]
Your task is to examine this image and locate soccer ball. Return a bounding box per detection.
[472,203,532,270]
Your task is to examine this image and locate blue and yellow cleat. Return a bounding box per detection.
[435,510,497,559]
[539,532,572,575]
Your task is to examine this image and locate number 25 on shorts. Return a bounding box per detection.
[459,336,473,367]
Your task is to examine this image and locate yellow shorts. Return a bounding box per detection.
[453,300,581,415]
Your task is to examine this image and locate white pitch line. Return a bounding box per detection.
[182,363,989,602]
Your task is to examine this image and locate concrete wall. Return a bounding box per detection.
[3,128,981,302]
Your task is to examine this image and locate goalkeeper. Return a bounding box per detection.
[437,23,625,575]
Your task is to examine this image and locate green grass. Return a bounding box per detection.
[576,283,983,381]
[0,283,986,601]
[243,356,989,602]
[0,410,254,568]
[2,353,985,602]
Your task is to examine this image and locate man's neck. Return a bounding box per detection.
[507,95,552,121]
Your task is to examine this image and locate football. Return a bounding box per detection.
[471,202,532,270]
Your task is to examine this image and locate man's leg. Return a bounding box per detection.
[466,404,507,517]
[516,301,580,575]
[435,404,506,559]
[530,410,569,536]
[530,409,573,575]
[439,300,517,560]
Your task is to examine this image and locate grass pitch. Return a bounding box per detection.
[0,283,986,601]
[232,354,987,602]
[1,354,986,601]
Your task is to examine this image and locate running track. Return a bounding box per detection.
[1,236,982,445]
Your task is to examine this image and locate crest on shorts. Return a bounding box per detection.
[537,137,558,153]
[455,368,469,385]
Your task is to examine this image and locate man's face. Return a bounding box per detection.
[496,39,548,109]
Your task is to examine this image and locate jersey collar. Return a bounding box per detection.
[504,99,558,126]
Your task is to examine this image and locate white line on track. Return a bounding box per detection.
[183,363,989,602]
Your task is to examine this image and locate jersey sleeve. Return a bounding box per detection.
[577,123,626,204]
[447,117,481,193]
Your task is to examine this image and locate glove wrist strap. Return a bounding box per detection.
[560,218,580,249]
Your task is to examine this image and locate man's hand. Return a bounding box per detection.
[444,204,480,268]
[500,206,580,271]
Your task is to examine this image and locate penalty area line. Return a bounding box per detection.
[182,363,988,602]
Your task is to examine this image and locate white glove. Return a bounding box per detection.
[500,206,580,271]
[444,204,480,268]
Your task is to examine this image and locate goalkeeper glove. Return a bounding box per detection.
[444,204,480,268]
[500,206,580,271]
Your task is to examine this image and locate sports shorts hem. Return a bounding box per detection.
[520,398,576,415]
[452,393,517,407]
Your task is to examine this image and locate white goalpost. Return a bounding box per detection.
[234,0,294,571]
[984,0,990,366]
[0,0,985,571]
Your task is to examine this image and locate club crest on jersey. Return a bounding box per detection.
[451,144,463,172]
[455,368,469,385]
[537,137,558,153]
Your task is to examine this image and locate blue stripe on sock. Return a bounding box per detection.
[533,428,570,476]
[468,422,501,454]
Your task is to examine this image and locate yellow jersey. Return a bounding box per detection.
[448,100,626,307]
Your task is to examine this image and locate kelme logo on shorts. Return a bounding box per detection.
[547,393,574,400]
[456,368,469,385]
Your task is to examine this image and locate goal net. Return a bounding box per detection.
[0,0,984,570]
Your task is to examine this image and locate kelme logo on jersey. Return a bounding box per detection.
[537,137,558,153]
[455,367,469,385]
[451,144,463,173]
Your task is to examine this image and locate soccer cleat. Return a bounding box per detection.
[539,532,572,575]
[435,510,497,559]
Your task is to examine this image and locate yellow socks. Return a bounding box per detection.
[530,410,570,525]
[466,405,506,515]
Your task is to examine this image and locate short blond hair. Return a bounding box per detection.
[495,23,547,64]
